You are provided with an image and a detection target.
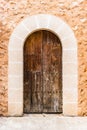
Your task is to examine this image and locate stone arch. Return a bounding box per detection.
[8,14,78,116]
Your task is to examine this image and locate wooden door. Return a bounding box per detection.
[24,30,62,113]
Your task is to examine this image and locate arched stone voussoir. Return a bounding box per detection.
[8,14,78,116]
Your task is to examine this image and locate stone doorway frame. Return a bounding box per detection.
[8,14,78,116]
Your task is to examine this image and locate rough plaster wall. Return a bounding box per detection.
[0,0,87,116]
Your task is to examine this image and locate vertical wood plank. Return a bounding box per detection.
[42,30,62,113]
[24,31,43,113]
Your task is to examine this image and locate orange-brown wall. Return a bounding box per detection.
[0,0,87,116]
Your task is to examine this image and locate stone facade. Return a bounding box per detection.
[8,14,78,116]
[0,0,87,116]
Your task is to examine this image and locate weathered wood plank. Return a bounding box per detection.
[42,30,62,113]
[24,31,43,113]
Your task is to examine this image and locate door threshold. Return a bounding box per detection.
[23,113,63,117]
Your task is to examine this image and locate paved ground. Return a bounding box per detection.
[0,114,87,130]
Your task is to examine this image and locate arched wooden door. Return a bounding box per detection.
[24,30,62,113]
